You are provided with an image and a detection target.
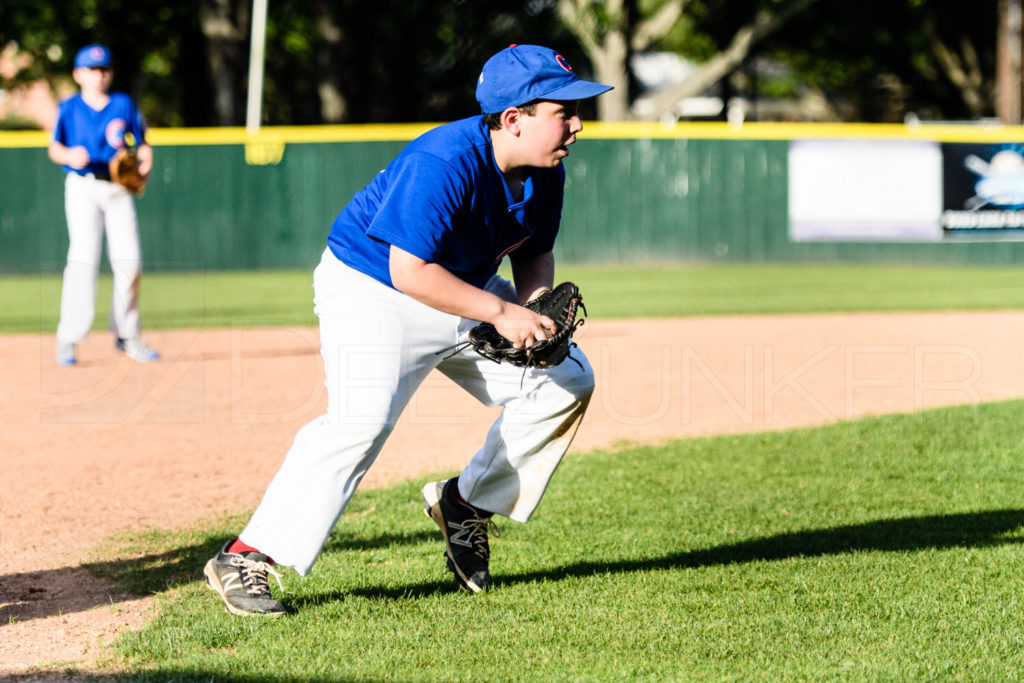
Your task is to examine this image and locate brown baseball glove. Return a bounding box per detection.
[109,148,148,196]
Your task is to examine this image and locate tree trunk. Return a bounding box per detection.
[316,0,347,123]
[200,0,249,126]
[639,0,819,121]
[557,0,634,121]
[593,31,631,121]
[997,0,1023,123]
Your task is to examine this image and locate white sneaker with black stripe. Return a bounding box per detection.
[204,541,286,617]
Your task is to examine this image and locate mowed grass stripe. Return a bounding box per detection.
[2,263,1024,333]
[91,398,1024,680]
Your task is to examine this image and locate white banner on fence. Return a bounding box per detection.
[788,139,943,242]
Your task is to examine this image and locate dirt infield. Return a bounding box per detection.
[3,312,1024,675]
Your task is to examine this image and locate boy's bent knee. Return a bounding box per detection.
[549,354,594,401]
[571,364,595,399]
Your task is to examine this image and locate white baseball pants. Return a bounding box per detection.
[241,249,595,576]
[56,173,142,344]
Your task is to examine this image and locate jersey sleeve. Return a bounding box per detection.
[52,101,70,146]
[365,151,467,263]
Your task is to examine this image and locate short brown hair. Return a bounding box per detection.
[483,102,538,130]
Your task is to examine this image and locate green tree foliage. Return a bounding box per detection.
[0,0,577,127]
[265,0,583,124]
[555,0,997,122]
[0,0,1001,126]
[0,0,214,126]
[755,0,997,121]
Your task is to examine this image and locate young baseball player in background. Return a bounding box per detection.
[204,44,611,616]
[48,44,160,366]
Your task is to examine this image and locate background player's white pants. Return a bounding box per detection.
[241,249,595,576]
[56,173,142,344]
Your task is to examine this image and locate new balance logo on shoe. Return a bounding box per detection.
[448,519,484,548]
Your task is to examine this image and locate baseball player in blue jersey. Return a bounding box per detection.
[204,44,612,616]
[48,44,160,366]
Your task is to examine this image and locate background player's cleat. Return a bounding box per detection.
[204,541,286,617]
[422,478,496,593]
[116,336,161,362]
[55,341,77,366]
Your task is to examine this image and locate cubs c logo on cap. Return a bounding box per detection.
[475,44,612,113]
[90,46,106,61]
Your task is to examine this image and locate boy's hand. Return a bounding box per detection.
[493,306,558,349]
[456,282,586,369]
[66,146,90,169]
[136,144,154,176]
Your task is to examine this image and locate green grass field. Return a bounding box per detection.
[3,262,1024,333]
[84,399,1024,680]
[10,263,1024,680]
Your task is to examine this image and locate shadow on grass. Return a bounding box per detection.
[5,510,1024,681]
[0,674,359,683]
[0,673,353,683]
[4,508,1023,629]
[338,508,1024,602]
[0,529,436,626]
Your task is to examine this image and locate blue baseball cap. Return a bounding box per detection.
[74,44,113,69]
[476,44,613,113]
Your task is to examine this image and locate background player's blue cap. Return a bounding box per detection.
[74,44,113,69]
[476,44,613,114]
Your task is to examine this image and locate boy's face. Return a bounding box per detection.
[73,66,113,93]
[516,100,583,168]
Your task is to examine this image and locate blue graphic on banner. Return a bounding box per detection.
[941,143,1024,235]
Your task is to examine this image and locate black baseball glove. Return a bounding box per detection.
[457,281,586,369]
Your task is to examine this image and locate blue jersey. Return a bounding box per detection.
[52,93,147,178]
[327,116,564,289]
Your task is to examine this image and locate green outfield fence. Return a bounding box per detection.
[4,121,1024,273]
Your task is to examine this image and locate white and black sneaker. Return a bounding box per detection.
[203,541,286,617]
[422,478,498,593]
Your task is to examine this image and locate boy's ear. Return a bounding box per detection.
[501,107,523,136]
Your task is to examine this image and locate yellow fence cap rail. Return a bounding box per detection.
[5,121,1024,148]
